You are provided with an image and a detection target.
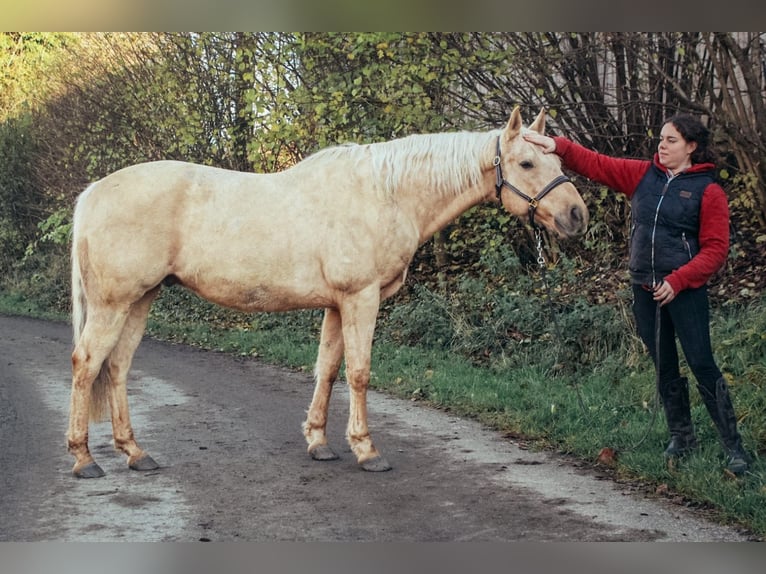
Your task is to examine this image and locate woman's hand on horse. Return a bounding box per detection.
[523,132,557,154]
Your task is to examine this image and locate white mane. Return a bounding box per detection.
[296,129,500,199]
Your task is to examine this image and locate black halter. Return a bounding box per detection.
[493,136,571,230]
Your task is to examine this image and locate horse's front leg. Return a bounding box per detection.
[303,308,344,461]
[340,288,391,472]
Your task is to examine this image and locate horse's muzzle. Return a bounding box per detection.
[555,204,589,238]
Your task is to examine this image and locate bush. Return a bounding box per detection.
[379,245,644,377]
[0,114,40,272]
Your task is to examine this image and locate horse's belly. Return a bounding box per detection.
[187,276,331,313]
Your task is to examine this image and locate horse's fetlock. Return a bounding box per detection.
[303,421,327,445]
[113,438,131,455]
[67,434,88,454]
[347,430,371,447]
[350,439,379,463]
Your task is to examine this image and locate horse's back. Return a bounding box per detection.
[81,160,245,205]
[77,160,266,232]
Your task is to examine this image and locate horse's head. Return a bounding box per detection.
[494,107,588,238]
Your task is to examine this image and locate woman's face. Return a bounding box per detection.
[657,122,697,172]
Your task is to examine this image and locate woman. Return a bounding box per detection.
[524,113,749,475]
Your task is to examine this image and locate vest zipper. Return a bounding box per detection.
[650,181,671,287]
[682,232,692,260]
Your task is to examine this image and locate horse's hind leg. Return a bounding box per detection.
[303,307,344,461]
[68,305,130,478]
[106,288,160,471]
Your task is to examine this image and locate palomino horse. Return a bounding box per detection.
[68,106,588,478]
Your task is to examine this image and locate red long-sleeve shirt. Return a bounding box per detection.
[553,136,730,293]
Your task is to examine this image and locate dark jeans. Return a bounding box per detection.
[631,284,722,388]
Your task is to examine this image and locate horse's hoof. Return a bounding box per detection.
[360,456,392,472]
[74,462,106,479]
[129,454,160,471]
[309,444,340,461]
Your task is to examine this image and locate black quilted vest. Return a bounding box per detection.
[629,164,713,286]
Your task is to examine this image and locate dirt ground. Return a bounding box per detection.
[0,314,757,541]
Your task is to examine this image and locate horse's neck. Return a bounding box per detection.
[405,174,495,244]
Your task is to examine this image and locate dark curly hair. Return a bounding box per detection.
[663,113,718,165]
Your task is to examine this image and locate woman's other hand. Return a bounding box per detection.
[653,280,677,306]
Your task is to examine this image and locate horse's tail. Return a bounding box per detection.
[70,194,87,348]
[71,185,110,422]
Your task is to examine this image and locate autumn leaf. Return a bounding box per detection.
[596,447,617,466]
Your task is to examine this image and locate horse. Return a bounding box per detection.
[67,106,588,478]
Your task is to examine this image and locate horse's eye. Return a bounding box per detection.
[520,160,534,170]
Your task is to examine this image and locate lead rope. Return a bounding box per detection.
[534,229,661,452]
[621,303,662,452]
[533,227,587,414]
[615,304,662,454]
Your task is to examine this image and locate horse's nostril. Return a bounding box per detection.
[568,205,589,235]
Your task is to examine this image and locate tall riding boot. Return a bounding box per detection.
[659,376,697,458]
[697,377,750,475]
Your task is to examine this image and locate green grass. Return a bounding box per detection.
[1,285,764,539]
[0,290,67,322]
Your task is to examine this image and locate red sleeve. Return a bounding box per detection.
[664,183,730,293]
[553,136,650,198]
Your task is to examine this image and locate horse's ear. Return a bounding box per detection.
[504,106,523,141]
[529,107,546,134]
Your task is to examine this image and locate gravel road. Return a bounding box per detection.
[0,314,755,541]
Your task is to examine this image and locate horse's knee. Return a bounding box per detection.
[71,347,89,375]
[71,348,103,388]
[345,367,370,390]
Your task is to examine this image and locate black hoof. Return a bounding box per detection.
[360,456,392,472]
[129,454,160,471]
[75,462,106,479]
[309,444,340,461]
